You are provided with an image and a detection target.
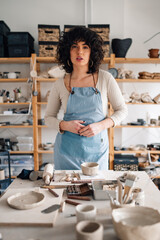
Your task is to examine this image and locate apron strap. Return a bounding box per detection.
[69,72,98,94]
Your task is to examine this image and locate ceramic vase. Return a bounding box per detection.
[112,38,132,57]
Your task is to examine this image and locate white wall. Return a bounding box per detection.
[0,0,160,163]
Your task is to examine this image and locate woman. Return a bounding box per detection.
[45,26,127,170]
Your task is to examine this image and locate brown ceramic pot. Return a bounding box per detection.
[148,49,159,58]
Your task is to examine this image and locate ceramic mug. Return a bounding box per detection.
[8,72,17,79]
[76,204,97,223]
[148,48,159,58]
[76,220,103,240]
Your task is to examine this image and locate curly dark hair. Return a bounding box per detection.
[56,26,104,73]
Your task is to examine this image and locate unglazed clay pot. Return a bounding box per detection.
[81,162,99,176]
[76,220,103,240]
[112,38,132,57]
[112,206,160,240]
[76,204,97,223]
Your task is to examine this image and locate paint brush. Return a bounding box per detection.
[123,173,136,204]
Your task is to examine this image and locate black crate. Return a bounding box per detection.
[0,34,7,45]
[38,25,60,42]
[0,21,10,36]
[38,41,58,57]
[0,46,8,57]
[88,24,110,42]
[8,45,34,57]
[114,154,138,171]
[7,32,34,49]
[0,35,8,57]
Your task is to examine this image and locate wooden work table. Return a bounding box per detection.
[0,170,160,240]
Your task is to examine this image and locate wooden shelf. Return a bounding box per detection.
[0,125,33,128]
[10,151,34,154]
[0,58,30,64]
[0,102,30,105]
[114,150,160,154]
[0,78,28,82]
[0,114,30,116]
[126,102,160,105]
[115,58,160,64]
[38,149,53,154]
[116,125,160,128]
[36,78,57,82]
[116,78,160,82]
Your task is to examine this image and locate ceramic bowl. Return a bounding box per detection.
[112,206,160,240]
[81,162,99,176]
[76,220,103,240]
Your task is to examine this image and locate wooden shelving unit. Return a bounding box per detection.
[0,57,34,179]
[1,54,160,172]
[108,55,160,170]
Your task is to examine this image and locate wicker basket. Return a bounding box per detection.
[38,41,58,57]
[38,25,60,42]
[88,24,110,42]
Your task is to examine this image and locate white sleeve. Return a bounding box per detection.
[107,73,128,126]
[44,82,62,132]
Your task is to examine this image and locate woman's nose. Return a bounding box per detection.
[77,47,83,54]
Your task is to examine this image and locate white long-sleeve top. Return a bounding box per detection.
[44,69,128,131]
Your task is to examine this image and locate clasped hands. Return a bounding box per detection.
[60,120,104,137]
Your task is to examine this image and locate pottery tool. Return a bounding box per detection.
[48,188,59,197]
[71,180,92,184]
[65,199,81,206]
[117,177,123,204]
[123,173,136,204]
[60,201,66,212]
[67,196,91,201]
[41,185,69,189]
[41,204,61,214]
[43,164,54,185]
[66,183,92,196]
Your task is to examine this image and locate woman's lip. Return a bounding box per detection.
[76,57,83,60]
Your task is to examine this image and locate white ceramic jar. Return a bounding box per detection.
[76,204,97,223]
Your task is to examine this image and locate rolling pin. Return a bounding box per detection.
[43,164,54,185]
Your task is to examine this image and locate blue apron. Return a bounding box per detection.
[54,87,109,170]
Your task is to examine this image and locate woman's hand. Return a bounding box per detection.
[60,120,85,134]
[78,118,114,137]
[78,122,103,137]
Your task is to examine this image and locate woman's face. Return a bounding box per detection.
[70,41,91,68]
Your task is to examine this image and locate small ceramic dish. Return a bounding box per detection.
[7,191,45,210]
[112,206,160,240]
[81,162,99,176]
[42,143,54,150]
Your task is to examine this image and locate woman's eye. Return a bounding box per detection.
[71,45,77,49]
[83,46,89,49]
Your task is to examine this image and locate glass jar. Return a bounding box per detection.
[3,72,9,78]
